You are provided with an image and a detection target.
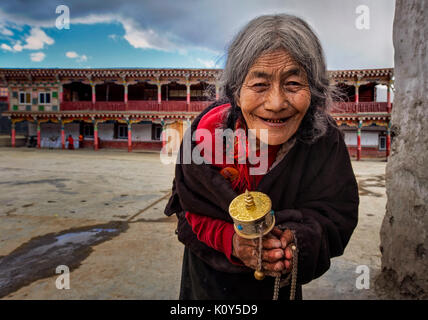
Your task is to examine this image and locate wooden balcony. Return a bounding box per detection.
[61,101,93,111]
[127,100,159,111]
[60,100,213,112]
[59,100,391,114]
[330,102,391,113]
[160,101,187,112]
[189,101,212,112]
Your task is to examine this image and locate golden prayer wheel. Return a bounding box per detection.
[228,189,275,240]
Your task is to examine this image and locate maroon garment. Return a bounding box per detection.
[164,101,359,299]
[185,103,281,264]
[67,136,74,150]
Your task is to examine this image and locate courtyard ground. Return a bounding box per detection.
[0,147,386,299]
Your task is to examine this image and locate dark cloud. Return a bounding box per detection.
[0,0,395,68]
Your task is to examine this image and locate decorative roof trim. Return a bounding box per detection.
[0,67,393,81]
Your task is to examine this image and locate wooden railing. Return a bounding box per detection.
[61,101,93,111]
[60,100,391,114]
[189,101,212,112]
[127,100,159,111]
[160,101,187,112]
[330,102,391,113]
[60,100,212,112]
[94,101,126,111]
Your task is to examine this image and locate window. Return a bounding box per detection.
[0,87,8,97]
[379,136,386,151]
[39,92,51,104]
[118,124,128,139]
[190,89,206,97]
[154,126,162,140]
[84,124,94,137]
[169,90,186,97]
[19,92,31,104]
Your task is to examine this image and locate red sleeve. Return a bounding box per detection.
[185,212,243,265]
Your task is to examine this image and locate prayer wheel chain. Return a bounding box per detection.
[289,242,298,300]
[256,226,298,301]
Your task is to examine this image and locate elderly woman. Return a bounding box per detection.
[164,14,359,300]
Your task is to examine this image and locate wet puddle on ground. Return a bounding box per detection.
[356,174,385,197]
[0,221,128,298]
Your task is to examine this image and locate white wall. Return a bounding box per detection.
[344,131,379,146]
[40,122,61,148]
[132,123,152,141]
[40,122,60,139]
[375,84,394,102]
[344,131,357,145]
[86,123,152,141]
[64,123,79,139]
[361,132,379,146]
[98,123,114,140]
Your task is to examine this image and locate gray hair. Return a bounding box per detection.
[216,14,336,144]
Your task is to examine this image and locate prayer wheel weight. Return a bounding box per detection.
[228,189,275,240]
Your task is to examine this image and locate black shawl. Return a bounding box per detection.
[164,101,359,299]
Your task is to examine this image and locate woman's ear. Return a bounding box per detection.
[234,91,241,108]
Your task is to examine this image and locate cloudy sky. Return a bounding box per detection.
[0,0,395,70]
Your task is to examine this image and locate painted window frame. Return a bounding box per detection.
[379,136,387,151]
[38,92,51,105]
[154,126,162,141]
[83,123,94,138]
[19,91,31,104]
[117,124,128,139]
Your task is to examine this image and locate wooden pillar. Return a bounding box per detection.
[157,82,162,105]
[93,120,98,151]
[60,120,65,149]
[387,81,392,113]
[59,83,63,104]
[91,83,96,107]
[11,120,15,148]
[386,121,391,158]
[215,82,220,101]
[357,119,362,161]
[186,82,191,111]
[124,83,128,110]
[354,82,360,113]
[124,85,128,103]
[37,120,41,149]
[127,120,132,152]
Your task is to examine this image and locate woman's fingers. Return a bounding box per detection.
[284,259,291,272]
[262,234,282,249]
[285,245,293,260]
[233,233,296,274]
[270,227,283,238]
[262,260,285,272]
[280,229,294,248]
[262,248,284,262]
[283,243,295,272]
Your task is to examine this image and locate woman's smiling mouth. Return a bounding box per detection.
[255,114,294,126]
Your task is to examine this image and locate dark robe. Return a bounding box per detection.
[164,102,359,300]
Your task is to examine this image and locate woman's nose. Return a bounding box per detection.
[264,84,286,112]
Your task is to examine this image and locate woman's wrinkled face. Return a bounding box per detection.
[237,49,311,145]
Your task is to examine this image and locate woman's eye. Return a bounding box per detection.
[250,83,269,91]
[284,81,303,91]
[286,81,301,86]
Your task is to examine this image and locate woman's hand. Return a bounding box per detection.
[232,231,285,275]
[271,227,295,273]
